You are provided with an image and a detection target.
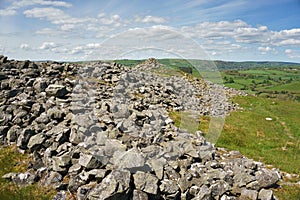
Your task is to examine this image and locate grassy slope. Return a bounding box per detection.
[216,96,300,174]
[0,146,55,200]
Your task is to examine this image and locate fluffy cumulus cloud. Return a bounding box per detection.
[135,15,167,24]
[24,7,67,21]
[0,0,299,61]
[39,42,57,50]
[271,29,300,46]
[285,49,300,58]
[0,0,72,16]
[257,46,276,54]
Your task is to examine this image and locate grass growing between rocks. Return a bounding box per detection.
[0,145,55,200]
[209,95,300,200]
[214,95,300,175]
[273,185,300,200]
[170,95,300,199]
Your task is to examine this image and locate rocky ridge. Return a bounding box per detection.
[0,55,280,200]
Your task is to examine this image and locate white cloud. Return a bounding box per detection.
[60,24,75,31]
[24,7,68,21]
[24,6,93,33]
[39,42,57,50]
[86,43,101,49]
[275,39,300,46]
[284,49,300,58]
[11,0,72,9]
[181,20,249,39]
[97,13,106,18]
[20,43,29,50]
[0,0,72,16]
[257,46,276,55]
[98,14,122,25]
[135,15,167,24]
[0,8,16,16]
[271,28,300,46]
[36,28,62,35]
[181,20,300,54]
[285,49,292,54]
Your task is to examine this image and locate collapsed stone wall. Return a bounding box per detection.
[0,55,280,200]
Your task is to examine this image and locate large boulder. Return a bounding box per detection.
[87,170,131,200]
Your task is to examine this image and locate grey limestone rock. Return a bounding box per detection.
[87,170,131,200]
[45,84,68,98]
[258,189,274,200]
[133,171,159,195]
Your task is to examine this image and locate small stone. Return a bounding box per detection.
[45,84,68,98]
[78,153,102,169]
[258,189,273,200]
[133,171,159,195]
[52,154,71,172]
[52,191,66,200]
[87,170,131,200]
[112,148,146,173]
[240,188,258,200]
[147,157,167,179]
[2,172,17,180]
[27,133,45,150]
[133,190,149,200]
[40,171,62,189]
[255,168,280,189]
[159,179,179,195]
[210,180,230,198]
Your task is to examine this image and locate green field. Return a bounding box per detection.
[221,68,300,101]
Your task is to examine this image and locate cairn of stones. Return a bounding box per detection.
[0,55,280,200]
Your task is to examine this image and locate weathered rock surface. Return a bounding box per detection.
[0,56,281,200]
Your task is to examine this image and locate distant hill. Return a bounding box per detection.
[114,58,300,71]
[214,60,300,70]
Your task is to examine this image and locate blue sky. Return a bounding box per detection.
[0,0,300,62]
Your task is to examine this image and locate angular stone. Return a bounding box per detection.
[112,148,146,173]
[52,154,71,172]
[69,127,86,145]
[77,183,96,200]
[16,128,35,149]
[233,172,256,188]
[147,157,167,179]
[258,189,273,200]
[133,171,159,195]
[27,133,45,150]
[159,179,179,195]
[2,172,17,180]
[52,191,66,200]
[68,173,88,193]
[45,84,68,98]
[33,78,48,93]
[133,190,149,200]
[78,153,102,169]
[40,171,63,189]
[255,168,280,189]
[47,107,65,120]
[240,189,258,200]
[104,139,126,157]
[210,180,230,198]
[191,185,211,200]
[87,170,131,200]
[7,125,20,143]
[198,143,215,162]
